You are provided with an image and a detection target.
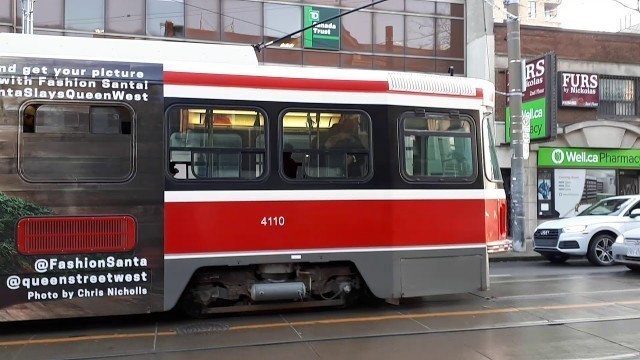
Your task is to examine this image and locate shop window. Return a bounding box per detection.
[401,112,476,181]
[167,107,266,180]
[65,0,104,33]
[185,0,220,41]
[281,110,371,180]
[106,0,144,35]
[599,77,636,116]
[19,103,134,182]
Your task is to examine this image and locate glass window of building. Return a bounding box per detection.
[65,0,104,33]
[374,13,404,54]
[599,78,636,116]
[281,110,371,180]
[304,0,339,5]
[17,0,63,29]
[185,0,220,41]
[374,55,404,71]
[528,1,537,18]
[341,10,372,52]
[222,0,262,44]
[147,0,185,38]
[167,107,267,180]
[401,114,475,181]
[437,2,464,17]
[0,0,11,22]
[406,15,434,57]
[374,0,404,11]
[264,3,301,48]
[436,18,464,59]
[405,0,435,14]
[106,0,145,35]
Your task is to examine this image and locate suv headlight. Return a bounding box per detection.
[563,225,587,233]
[616,235,624,243]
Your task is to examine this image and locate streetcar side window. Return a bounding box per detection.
[167,107,267,180]
[18,103,134,182]
[280,110,371,180]
[401,113,476,181]
[483,117,502,182]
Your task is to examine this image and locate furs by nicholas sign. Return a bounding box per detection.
[559,72,599,108]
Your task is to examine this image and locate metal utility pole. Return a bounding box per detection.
[505,0,526,252]
[21,0,34,34]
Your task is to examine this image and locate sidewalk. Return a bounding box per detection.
[488,238,543,262]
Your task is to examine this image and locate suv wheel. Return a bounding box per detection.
[543,253,569,264]
[587,234,615,266]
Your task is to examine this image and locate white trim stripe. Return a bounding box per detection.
[164,189,506,203]
[164,244,487,260]
[163,85,484,109]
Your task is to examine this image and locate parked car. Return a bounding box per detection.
[612,223,640,272]
[533,195,640,266]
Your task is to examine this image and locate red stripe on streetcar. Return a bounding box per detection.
[164,199,494,255]
[164,71,390,93]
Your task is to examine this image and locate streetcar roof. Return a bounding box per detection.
[0,33,495,107]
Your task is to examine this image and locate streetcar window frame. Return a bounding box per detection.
[18,101,136,184]
[165,104,269,182]
[278,108,374,183]
[399,111,478,183]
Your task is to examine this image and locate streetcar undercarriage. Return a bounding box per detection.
[179,262,365,316]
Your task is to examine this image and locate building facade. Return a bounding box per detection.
[0,0,494,80]
[494,23,640,237]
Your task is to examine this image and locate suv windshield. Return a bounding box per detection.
[578,198,631,216]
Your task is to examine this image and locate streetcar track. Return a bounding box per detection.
[3,299,640,349]
[39,314,640,360]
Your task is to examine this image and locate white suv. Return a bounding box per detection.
[612,223,640,272]
[533,195,640,266]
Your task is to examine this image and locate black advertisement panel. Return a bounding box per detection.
[0,57,164,321]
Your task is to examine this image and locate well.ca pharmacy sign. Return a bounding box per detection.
[539,147,640,168]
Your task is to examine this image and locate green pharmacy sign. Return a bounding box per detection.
[505,53,557,143]
[538,147,640,169]
[304,6,340,51]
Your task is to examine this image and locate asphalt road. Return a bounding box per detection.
[1,260,640,360]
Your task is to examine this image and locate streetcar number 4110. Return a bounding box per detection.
[261,216,285,226]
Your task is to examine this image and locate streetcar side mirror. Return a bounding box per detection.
[630,209,640,219]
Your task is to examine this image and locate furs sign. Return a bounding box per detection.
[506,53,558,143]
[559,72,599,108]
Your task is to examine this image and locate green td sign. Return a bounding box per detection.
[539,147,640,168]
[304,6,340,51]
